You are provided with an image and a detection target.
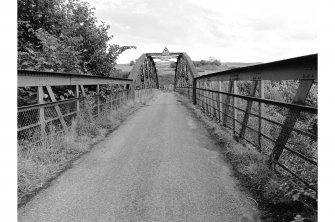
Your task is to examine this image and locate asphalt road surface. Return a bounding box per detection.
[18,92,259,222]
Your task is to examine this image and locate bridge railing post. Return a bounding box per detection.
[223,81,233,127]
[215,81,221,123]
[205,81,209,114]
[219,81,223,123]
[37,86,46,140]
[211,81,215,118]
[213,81,218,119]
[239,81,258,139]
[75,85,80,113]
[192,78,197,105]
[96,84,100,116]
[258,80,264,149]
[232,81,238,135]
[200,81,203,109]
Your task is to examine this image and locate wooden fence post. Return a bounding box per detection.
[239,81,258,139]
[268,80,314,167]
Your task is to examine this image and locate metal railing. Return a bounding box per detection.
[18,70,154,147]
[176,54,317,191]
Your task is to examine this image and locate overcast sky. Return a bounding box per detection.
[85,0,317,64]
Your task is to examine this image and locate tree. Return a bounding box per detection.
[18,0,135,76]
[130,60,135,66]
[200,60,207,66]
[212,59,221,66]
[170,62,176,68]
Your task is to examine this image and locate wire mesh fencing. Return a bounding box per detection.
[17,88,155,148]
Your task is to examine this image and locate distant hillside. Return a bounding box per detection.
[115,64,133,72]
[222,62,261,67]
[115,61,262,77]
[197,62,261,75]
[157,74,174,86]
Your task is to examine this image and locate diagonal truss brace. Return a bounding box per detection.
[268,80,314,167]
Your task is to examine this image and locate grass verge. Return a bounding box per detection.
[18,91,157,207]
[176,93,317,222]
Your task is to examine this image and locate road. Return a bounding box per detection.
[18,92,259,222]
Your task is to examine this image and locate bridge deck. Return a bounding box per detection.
[18,92,258,222]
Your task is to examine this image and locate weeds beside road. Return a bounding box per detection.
[18,91,157,207]
[176,93,317,222]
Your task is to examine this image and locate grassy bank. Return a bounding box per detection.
[18,92,157,207]
[176,93,317,222]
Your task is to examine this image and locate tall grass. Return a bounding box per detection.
[18,90,155,206]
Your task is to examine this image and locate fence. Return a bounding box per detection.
[176,54,317,192]
[18,70,154,147]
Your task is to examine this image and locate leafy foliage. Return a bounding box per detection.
[170,62,176,68]
[157,74,174,87]
[193,59,221,67]
[18,0,135,76]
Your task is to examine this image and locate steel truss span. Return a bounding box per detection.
[129,52,198,90]
[174,53,198,89]
[128,54,159,89]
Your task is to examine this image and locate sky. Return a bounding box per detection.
[85,0,316,64]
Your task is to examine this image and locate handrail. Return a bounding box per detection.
[195,87,317,113]
[18,69,132,87]
[18,70,133,81]
[195,54,317,81]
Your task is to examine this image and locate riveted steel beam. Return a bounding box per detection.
[195,54,317,81]
[18,70,132,87]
